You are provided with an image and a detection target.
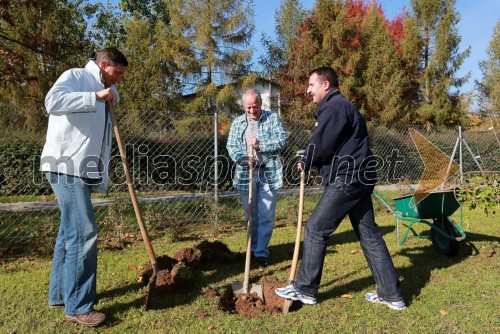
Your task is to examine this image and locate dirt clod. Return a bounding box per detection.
[195,307,209,319]
[203,288,220,298]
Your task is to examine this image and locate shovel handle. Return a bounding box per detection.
[288,171,306,282]
[108,101,158,271]
[243,145,254,294]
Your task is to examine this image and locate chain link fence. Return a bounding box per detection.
[1,110,499,247]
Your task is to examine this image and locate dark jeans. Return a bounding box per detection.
[294,180,403,302]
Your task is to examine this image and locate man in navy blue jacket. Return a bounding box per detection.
[275,67,406,310]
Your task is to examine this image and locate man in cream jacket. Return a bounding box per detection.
[40,47,128,327]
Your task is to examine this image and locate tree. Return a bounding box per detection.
[0,0,101,131]
[361,3,409,122]
[166,0,254,119]
[120,0,169,27]
[88,1,127,48]
[274,0,345,119]
[477,19,500,117]
[409,0,470,127]
[118,8,183,135]
[275,0,412,122]
[259,0,305,78]
[259,0,306,115]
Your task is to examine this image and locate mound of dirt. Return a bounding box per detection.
[139,255,178,283]
[173,240,241,270]
[154,262,194,294]
[138,255,194,297]
[216,276,302,318]
[138,240,242,299]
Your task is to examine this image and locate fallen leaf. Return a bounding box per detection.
[439,309,448,316]
[208,325,215,330]
[129,264,138,272]
[341,294,354,299]
[350,249,358,254]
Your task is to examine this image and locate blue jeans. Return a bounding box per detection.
[294,179,403,302]
[46,172,98,316]
[240,168,278,259]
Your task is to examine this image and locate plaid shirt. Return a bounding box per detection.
[227,110,288,192]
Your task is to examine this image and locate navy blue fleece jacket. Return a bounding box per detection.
[300,89,378,186]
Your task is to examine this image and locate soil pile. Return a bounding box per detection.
[173,240,241,270]
[138,241,241,296]
[136,241,299,317]
[216,277,301,318]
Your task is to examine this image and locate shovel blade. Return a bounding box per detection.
[282,298,293,314]
[143,272,158,310]
[231,281,264,300]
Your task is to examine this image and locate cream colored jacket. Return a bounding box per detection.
[40,60,119,193]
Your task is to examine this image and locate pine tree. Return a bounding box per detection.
[116,1,184,135]
[166,0,254,119]
[409,0,470,127]
[477,19,499,117]
[275,0,305,58]
[260,0,305,81]
[361,3,408,122]
[275,0,346,119]
[259,0,306,117]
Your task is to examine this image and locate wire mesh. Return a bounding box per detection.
[0,111,499,246]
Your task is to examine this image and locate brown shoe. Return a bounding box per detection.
[48,304,64,310]
[65,311,106,327]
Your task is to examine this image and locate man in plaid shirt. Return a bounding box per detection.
[227,88,288,267]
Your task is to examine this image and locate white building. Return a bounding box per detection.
[248,78,281,115]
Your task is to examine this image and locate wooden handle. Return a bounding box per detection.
[108,102,158,271]
[243,145,254,294]
[288,171,306,282]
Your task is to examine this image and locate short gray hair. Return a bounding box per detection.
[242,88,262,105]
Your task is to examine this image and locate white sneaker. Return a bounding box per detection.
[365,292,406,311]
[275,284,317,305]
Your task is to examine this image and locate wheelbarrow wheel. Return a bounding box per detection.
[430,219,459,257]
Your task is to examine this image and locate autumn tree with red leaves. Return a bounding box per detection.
[274,0,469,126]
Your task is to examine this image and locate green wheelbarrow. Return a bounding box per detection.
[373,189,466,257]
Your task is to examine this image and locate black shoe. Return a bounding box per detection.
[255,257,271,267]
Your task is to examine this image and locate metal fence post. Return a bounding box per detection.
[459,126,463,184]
[213,103,219,232]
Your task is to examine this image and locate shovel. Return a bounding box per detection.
[231,145,263,299]
[283,170,306,313]
[108,101,158,309]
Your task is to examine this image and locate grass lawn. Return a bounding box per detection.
[0,191,498,333]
